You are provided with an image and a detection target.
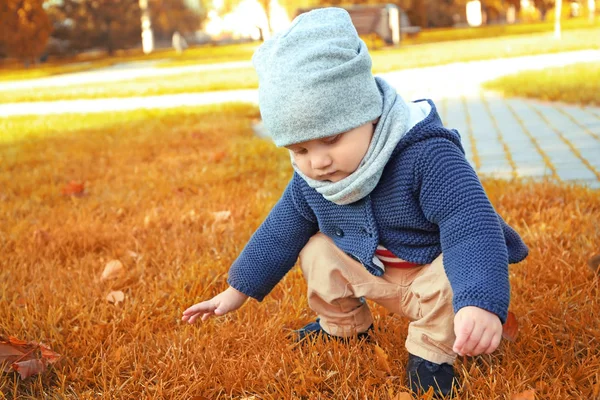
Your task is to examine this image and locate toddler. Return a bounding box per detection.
[182,8,528,397]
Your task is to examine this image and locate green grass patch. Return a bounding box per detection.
[483,62,600,106]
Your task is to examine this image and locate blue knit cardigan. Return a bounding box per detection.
[227,100,528,323]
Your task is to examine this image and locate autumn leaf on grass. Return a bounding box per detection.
[391,393,412,400]
[511,389,535,399]
[373,344,392,374]
[12,359,46,379]
[588,254,600,274]
[208,210,233,234]
[212,211,231,223]
[210,150,227,163]
[0,336,61,379]
[592,378,600,398]
[106,290,125,305]
[101,260,124,281]
[61,181,85,197]
[502,311,519,342]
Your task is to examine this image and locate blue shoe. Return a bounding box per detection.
[406,353,458,398]
[294,318,373,342]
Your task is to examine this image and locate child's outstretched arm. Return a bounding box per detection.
[182,176,317,324]
[182,286,248,324]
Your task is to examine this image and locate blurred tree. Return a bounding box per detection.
[149,0,205,41]
[533,0,555,20]
[282,0,318,17]
[0,0,52,65]
[257,0,272,36]
[48,0,141,55]
[213,0,275,38]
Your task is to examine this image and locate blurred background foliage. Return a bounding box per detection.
[0,0,597,66]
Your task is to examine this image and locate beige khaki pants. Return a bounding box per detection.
[299,233,457,365]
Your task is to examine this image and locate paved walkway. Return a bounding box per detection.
[1,50,599,188]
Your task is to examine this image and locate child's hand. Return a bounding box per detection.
[181,286,249,324]
[452,306,502,356]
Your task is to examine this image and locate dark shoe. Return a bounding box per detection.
[294,318,373,342]
[406,353,458,398]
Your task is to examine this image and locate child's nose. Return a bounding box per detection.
[311,152,333,170]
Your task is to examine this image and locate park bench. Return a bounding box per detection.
[296,4,420,46]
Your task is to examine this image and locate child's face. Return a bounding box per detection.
[285,119,377,183]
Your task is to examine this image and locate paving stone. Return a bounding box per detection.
[553,166,598,181]
[465,96,600,186]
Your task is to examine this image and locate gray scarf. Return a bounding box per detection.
[292,77,411,205]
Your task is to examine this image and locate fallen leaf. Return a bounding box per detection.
[324,370,338,380]
[208,210,233,234]
[39,343,61,364]
[211,210,231,223]
[32,229,50,246]
[181,210,200,224]
[112,346,123,362]
[143,207,164,228]
[61,181,85,197]
[391,393,413,400]
[0,342,25,372]
[127,250,142,261]
[0,336,61,379]
[15,296,27,308]
[12,359,46,379]
[106,290,125,305]
[512,389,535,399]
[588,254,600,274]
[373,344,392,374]
[210,151,226,163]
[101,260,124,281]
[8,336,28,346]
[502,311,519,342]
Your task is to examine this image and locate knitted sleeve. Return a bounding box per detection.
[227,177,318,301]
[413,138,510,323]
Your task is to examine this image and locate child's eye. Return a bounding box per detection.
[293,148,308,155]
[323,134,342,144]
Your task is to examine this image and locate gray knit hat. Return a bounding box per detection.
[252,7,383,147]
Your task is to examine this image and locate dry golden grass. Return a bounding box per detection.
[1,105,600,399]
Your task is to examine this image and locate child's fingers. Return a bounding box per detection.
[201,312,213,321]
[460,324,484,355]
[187,312,204,324]
[471,328,494,355]
[484,332,502,354]
[183,301,216,316]
[452,317,474,354]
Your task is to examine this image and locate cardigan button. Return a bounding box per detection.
[334,227,344,237]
